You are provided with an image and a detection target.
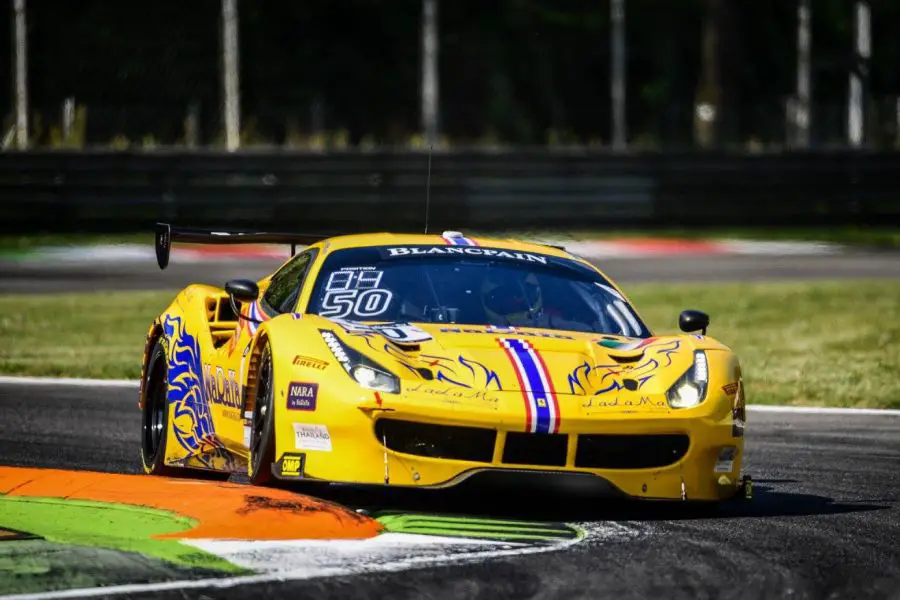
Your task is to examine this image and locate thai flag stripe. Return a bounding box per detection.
[499,338,555,434]
[531,347,561,434]
[499,341,535,432]
[442,233,478,247]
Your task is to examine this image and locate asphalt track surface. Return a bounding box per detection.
[1,381,898,599]
[2,250,900,294]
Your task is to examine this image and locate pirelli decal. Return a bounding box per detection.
[498,338,560,434]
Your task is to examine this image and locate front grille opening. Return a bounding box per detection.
[575,434,690,469]
[375,419,495,463]
[502,432,568,467]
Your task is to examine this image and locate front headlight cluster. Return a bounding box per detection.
[319,329,400,394]
[666,350,709,409]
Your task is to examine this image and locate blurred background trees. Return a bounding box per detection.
[1,0,899,149]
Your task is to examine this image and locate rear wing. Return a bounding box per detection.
[154,222,333,269]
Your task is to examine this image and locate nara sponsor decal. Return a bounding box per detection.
[293,355,329,370]
[293,423,332,451]
[287,382,318,411]
[384,246,548,264]
[277,452,306,478]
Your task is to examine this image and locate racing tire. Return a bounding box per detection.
[141,338,230,481]
[141,339,180,477]
[248,342,277,486]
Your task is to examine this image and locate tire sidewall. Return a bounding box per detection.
[141,338,170,474]
[249,343,276,485]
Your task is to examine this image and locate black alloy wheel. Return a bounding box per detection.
[249,344,276,485]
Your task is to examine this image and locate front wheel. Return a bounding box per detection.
[248,343,276,485]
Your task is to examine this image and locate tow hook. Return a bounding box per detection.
[742,474,753,500]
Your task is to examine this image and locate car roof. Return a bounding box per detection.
[309,231,573,259]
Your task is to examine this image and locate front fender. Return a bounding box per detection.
[245,314,342,467]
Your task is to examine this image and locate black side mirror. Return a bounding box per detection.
[225,279,264,323]
[679,309,710,335]
[225,279,259,303]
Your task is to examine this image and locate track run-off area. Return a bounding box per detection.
[0,378,898,599]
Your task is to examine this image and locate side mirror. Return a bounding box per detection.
[225,279,263,324]
[679,309,710,335]
[225,279,259,303]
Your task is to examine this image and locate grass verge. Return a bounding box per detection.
[0,280,897,407]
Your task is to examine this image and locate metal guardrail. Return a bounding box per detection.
[0,150,898,234]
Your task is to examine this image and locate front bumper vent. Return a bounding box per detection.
[502,432,568,467]
[575,434,690,469]
[375,419,495,463]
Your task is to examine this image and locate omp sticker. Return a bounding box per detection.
[384,246,548,264]
[294,423,332,451]
[293,355,329,370]
[286,382,318,411]
[279,453,306,477]
[722,382,739,396]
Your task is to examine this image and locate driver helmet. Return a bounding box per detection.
[480,270,543,325]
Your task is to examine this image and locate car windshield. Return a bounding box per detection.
[306,245,651,337]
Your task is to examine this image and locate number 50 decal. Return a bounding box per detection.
[320,289,394,318]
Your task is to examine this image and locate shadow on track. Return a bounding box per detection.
[269,476,889,524]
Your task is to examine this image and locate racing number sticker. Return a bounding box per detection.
[320,269,394,319]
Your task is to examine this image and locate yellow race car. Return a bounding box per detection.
[140,224,749,502]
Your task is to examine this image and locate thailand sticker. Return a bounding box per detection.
[293,423,332,452]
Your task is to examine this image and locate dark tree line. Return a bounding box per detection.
[2,0,899,148]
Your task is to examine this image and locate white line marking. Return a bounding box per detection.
[0,376,138,388]
[1,524,630,600]
[747,405,900,416]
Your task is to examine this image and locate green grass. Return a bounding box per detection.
[0,281,898,407]
[628,280,900,408]
[0,291,170,379]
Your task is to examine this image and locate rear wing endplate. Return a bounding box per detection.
[154,222,332,270]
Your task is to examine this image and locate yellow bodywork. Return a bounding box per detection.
[139,233,746,501]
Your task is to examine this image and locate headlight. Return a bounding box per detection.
[319,329,400,393]
[666,350,709,409]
